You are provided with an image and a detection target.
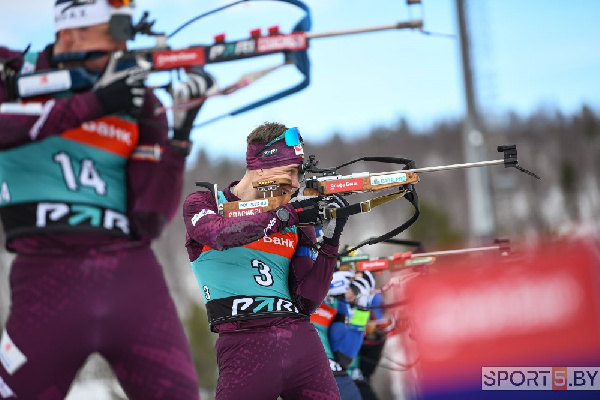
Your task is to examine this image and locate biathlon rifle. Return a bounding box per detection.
[1,0,424,127]
[374,237,509,271]
[216,145,538,255]
[353,238,511,294]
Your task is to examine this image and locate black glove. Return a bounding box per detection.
[289,195,321,225]
[172,66,216,141]
[321,194,350,246]
[93,64,148,117]
[1,66,18,100]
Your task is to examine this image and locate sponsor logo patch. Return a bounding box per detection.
[264,217,277,237]
[226,208,262,217]
[310,303,338,327]
[358,259,389,271]
[294,144,304,156]
[81,120,133,146]
[263,235,295,248]
[256,32,308,53]
[208,39,256,61]
[370,173,407,186]
[192,209,216,226]
[262,148,278,157]
[231,296,299,316]
[326,178,363,193]
[239,199,269,209]
[153,48,206,69]
[61,116,139,157]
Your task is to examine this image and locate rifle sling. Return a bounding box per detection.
[327,190,408,219]
[337,190,420,256]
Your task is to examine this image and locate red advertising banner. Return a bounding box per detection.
[400,238,600,394]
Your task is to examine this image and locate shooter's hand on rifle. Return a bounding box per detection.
[321,194,349,246]
[172,66,215,142]
[93,63,148,117]
[289,196,322,225]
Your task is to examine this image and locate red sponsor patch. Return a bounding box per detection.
[61,116,139,157]
[153,48,206,69]
[256,32,307,53]
[226,207,262,218]
[310,303,337,327]
[326,178,363,194]
[204,231,298,259]
[246,232,298,259]
[357,259,389,272]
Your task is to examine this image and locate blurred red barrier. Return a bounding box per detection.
[401,237,600,395]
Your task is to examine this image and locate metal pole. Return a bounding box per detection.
[456,0,495,239]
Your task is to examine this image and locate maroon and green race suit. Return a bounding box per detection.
[183,182,342,400]
[0,44,199,399]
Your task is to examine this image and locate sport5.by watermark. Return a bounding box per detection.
[482,367,600,391]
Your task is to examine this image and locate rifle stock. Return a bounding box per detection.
[221,178,294,218]
[221,171,420,219]
[306,171,419,195]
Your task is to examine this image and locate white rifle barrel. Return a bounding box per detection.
[304,20,423,40]
[409,245,505,258]
[371,159,505,176]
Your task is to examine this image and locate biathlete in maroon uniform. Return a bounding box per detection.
[0,1,210,398]
[183,122,351,400]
